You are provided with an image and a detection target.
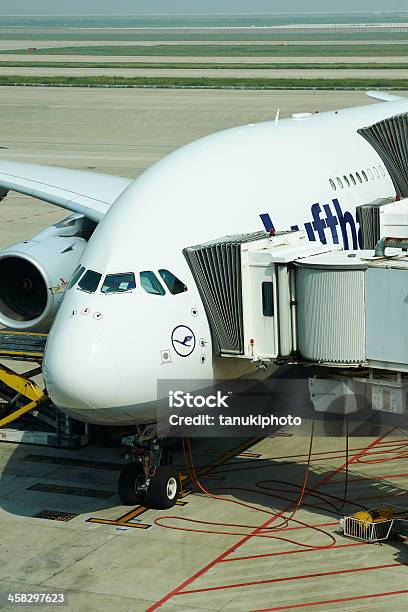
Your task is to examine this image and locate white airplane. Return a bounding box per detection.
[0,91,406,507]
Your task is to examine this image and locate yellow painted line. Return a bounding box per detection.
[176,498,189,504]
[0,399,41,427]
[87,496,188,529]
[87,518,151,529]
[87,438,259,530]
[189,438,260,481]
[117,505,153,523]
[0,350,43,357]
[0,331,47,337]
[177,438,259,493]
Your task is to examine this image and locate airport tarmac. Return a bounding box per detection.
[0,86,407,610]
[0,422,407,611]
[3,54,408,65]
[2,39,408,51]
[1,66,408,79]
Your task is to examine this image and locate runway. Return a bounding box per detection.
[3,54,408,65]
[0,66,407,79]
[2,39,408,51]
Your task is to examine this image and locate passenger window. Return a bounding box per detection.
[362,170,368,181]
[336,177,343,189]
[262,282,274,317]
[140,271,165,296]
[379,165,385,177]
[349,173,356,185]
[78,269,102,293]
[158,269,187,295]
[329,179,336,191]
[373,167,379,178]
[67,265,85,290]
[367,168,374,180]
[343,175,350,187]
[101,272,136,294]
[356,172,362,183]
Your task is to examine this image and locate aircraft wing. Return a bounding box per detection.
[366,91,406,103]
[0,160,132,223]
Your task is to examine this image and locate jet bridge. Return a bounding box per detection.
[358,112,408,199]
[185,230,343,363]
[185,197,408,416]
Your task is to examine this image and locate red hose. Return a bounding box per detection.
[154,424,338,549]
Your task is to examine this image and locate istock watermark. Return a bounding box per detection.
[169,390,230,409]
[168,412,302,428]
[156,377,408,439]
[157,378,306,438]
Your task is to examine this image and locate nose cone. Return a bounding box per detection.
[43,323,122,423]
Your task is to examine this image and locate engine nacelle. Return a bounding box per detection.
[0,215,95,331]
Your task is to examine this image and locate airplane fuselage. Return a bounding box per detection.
[43,97,408,425]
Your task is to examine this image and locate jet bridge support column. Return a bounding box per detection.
[277,265,293,357]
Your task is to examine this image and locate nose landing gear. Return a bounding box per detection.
[118,428,180,509]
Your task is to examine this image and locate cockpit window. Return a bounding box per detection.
[140,271,165,296]
[158,269,187,295]
[101,273,136,294]
[78,269,102,293]
[67,265,85,290]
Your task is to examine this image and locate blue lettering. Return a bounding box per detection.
[332,199,358,250]
[323,203,339,244]
[311,203,327,244]
[304,222,316,241]
[261,199,360,250]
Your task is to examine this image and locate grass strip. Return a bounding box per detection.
[3,44,408,57]
[0,75,407,89]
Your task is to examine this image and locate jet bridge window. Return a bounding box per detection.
[140,271,165,296]
[262,282,274,317]
[78,269,102,293]
[67,265,85,290]
[101,273,136,294]
[158,269,187,295]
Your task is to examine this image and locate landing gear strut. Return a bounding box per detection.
[118,427,180,509]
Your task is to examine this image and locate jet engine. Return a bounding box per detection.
[0,214,96,331]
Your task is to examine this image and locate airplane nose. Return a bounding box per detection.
[43,325,122,420]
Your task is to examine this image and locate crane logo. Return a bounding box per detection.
[171,325,196,357]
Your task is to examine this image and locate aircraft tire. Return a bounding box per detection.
[118,462,144,505]
[145,465,180,509]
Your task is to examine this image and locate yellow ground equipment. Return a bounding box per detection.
[0,363,46,428]
[340,504,408,542]
[0,330,89,447]
[0,330,47,361]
